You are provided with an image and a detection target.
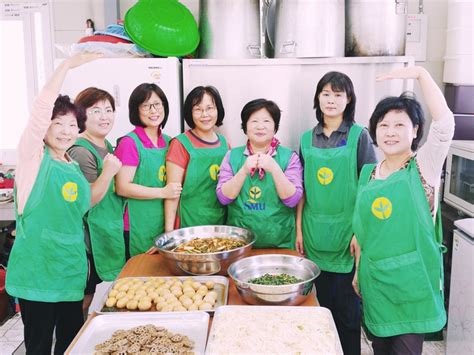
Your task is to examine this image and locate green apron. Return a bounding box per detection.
[126,132,170,256]
[6,147,90,302]
[301,124,363,272]
[227,145,295,249]
[353,159,446,337]
[176,133,228,227]
[73,138,125,281]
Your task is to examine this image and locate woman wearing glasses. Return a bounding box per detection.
[114,83,182,256]
[164,86,228,231]
[68,87,123,316]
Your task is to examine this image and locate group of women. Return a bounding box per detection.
[5,53,454,355]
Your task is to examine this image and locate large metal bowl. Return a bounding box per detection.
[228,254,321,305]
[154,225,255,276]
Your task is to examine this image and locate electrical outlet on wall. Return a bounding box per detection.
[406,13,428,62]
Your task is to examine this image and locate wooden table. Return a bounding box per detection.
[118,248,319,307]
[67,249,318,353]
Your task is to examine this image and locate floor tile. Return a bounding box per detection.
[0,341,21,355]
[4,328,23,342]
[423,340,445,354]
[11,321,22,331]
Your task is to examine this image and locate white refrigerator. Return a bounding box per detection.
[60,57,183,145]
[447,218,474,355]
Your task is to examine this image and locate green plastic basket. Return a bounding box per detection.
[124,0,200,56]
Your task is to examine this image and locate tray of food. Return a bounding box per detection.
[67,311,209,354]
[206,306,343,355]
[92,276,228,314]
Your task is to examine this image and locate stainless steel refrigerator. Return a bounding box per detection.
[183,56,414,152]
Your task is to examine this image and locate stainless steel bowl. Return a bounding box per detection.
[228,254,321,305]
[154,225,255,276]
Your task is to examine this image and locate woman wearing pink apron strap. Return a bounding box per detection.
[114,84,182,257]
[352,66,455,355]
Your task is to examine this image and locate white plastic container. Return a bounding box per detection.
[445,28,474,56]
[443,55,474,85]
[444,0,474,84]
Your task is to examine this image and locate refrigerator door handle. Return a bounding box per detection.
[113,84,121,108]
[280,40,296,55]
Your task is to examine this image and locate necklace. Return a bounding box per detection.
[380,153,413,178]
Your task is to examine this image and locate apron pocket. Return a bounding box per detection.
[305,212,352,252]
[40,228,87,285]
[368,251,431,304]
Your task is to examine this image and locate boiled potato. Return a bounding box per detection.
[207,290,218,299]
[203,294,216,305]
[148,291,159,300]
[126,300,138,310]
[138,300,152,311]
[105,297,117,308]
[192,294,203,302]
[118,284,130,292]
[161,304,173,312]
[116,297,129,309]
[199,302,212,311]
[172,289,183,297]
[135,289,147,297]
[181,298,193,308]
[116,291,127,300]
[187,303,199,311]
[140,296,152,304]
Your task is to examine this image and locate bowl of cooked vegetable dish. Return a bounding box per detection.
[154,225,255,276]
[228,254,321,305]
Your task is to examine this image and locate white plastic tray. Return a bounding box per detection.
[91,275,229,314]
[206,305,343,355]
[68,311,209,354]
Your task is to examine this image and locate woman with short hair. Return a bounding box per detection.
[352,66,455,355]
[6,53,101,354]
[217,98,303,248]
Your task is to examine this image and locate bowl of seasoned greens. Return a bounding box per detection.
[154,225,255,276]
[228,254,320,305]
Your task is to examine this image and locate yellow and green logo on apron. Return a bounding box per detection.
[371,197,392,220]
[62,181,78,202]
[158,165,167,182]
[317,167,334,185]
[248,185,262,203]
[209,164,220,181]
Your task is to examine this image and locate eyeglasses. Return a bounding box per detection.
[192,106,217,117]
[87,108,114,117]
[141,102,163,112]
